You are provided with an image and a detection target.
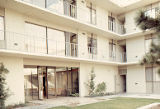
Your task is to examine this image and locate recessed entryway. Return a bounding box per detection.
[24,66,79,102]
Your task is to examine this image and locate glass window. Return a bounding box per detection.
[65,32,78,57]
[108,16,116,32]
[47,0,64,14]
[63,0,77,18]
[24,67,38,102]
[25,23,47,53]
[47,67,56,99]
[109,40,116,59]
[146,67,160,82]
[145,35,158,53]
[88,34,97,54]
[22,0,45,8]
[146,67,153,82]
[145,38,152,53]
[0,16,4,40]
[47,28,65,56]
[91,9,96,25]
[87,3,96,25]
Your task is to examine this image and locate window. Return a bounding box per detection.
[47,0,64,14]
[0,16,4,40]
[87,3,96,25]
[144,6,160,19]
[25,23,47,53]
[47,28,65,56]
[146,67,153,82]
[145,35,157,53]
[24,66,38,101]
[63,0,77,18]
[22,0,45,8]
[146,67,160,82]
[88,34,97,54]
[146,66,160,93]
[109,39,116,59]
[65,32,78,57]
[108,16,116,32]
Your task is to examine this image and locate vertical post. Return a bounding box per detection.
[66,67,69,95]
[37,66,39,99]
[71,68,73,93]
[46,67,48,99]
[152,65,154,93]
[46,27,48,54]
[90,3,92,24]
[31,71,33,100]
[54,68,57,97]
[45,0,47,8]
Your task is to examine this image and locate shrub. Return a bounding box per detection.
[95,82,106,96]
[0,63,9,108]
[85,68,96,96]
[70,93,79,97]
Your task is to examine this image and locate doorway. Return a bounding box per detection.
[121,75,126,92]
[43,76,47,98]
[38,66,48,99]
[24,66,79,101]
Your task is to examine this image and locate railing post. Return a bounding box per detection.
[56,41,57,56]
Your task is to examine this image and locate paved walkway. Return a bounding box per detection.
[16,93,160,109]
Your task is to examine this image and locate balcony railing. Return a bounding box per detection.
[63,1,77,18]
[108,20,126,34]
[145,7,160,18]
[0,30,127,63]
[120,52,127,63]
[20,0,126,35]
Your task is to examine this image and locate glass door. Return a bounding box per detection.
[37,66,47,99]
[47,67,56,98]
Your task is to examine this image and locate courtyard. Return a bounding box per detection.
[16,94,160,109]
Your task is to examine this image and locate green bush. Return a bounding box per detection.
[95,82,106,96]
[0,63,9,108]
[70,93,79,97]
[85,68,96,96]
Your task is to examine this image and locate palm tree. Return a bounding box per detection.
[135,11,160,73]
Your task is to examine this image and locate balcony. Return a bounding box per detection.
[19,0,126,35]
[0,30,127,63]
[144,7,160,18]
[21,0,77,18]
[108,20,126,35]
[120,52,127,63]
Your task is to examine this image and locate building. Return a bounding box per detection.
[0,0,160,106]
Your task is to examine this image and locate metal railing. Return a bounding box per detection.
[145,7,160,18]
[120,52,127,63]
[108,20,126,34]
[0,30,127,63]
[63,1,77,18]
[20,0,126,35]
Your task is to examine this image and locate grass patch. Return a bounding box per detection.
[49,97,160,109]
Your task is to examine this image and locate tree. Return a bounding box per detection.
[135,11,160,74]
[86,68,96,96]
[0,63,9,108]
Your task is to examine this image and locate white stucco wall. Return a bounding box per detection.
[0,0,155,105]
[125,9,141,34]
[79,62,119,97]
[127,65,146,93]
[126,36,145,62]
[0,56,24,106]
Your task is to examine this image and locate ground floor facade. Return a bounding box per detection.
[0,55,160,106]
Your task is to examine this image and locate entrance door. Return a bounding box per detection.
[37,67,48,99]
[123,75,126,92]
[121,75,126,92]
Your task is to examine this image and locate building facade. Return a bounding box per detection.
[0,0,160,106]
